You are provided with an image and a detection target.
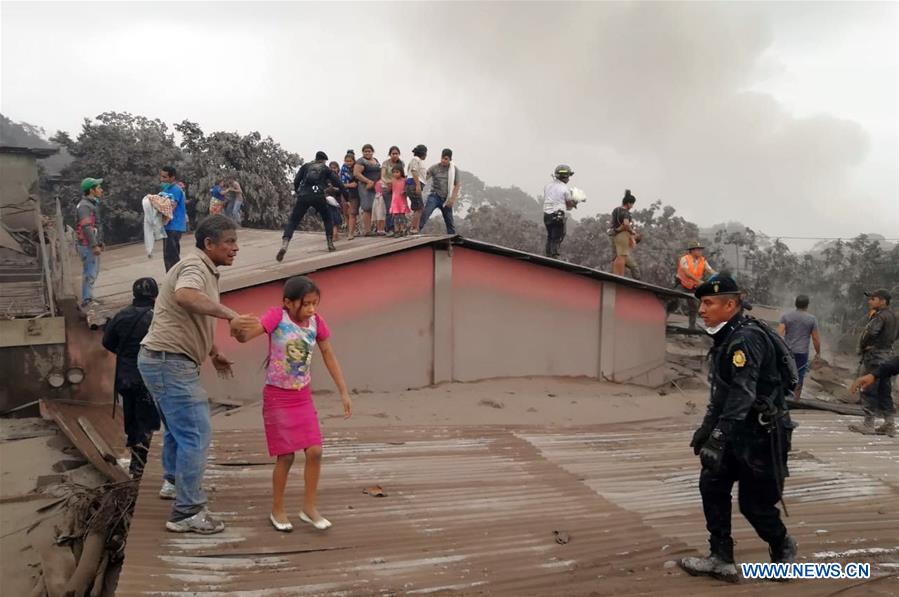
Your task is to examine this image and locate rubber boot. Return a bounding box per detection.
[848,415,877,435]
[770,534,798,563]
[327,239,336,252]
[276,239,289,262]
[679,538,738,583]
[875,415,896,437]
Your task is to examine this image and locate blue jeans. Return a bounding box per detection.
[793,353,809,386]
[419,193,456,234]
[138,348,211,520]
[227,198,243,225]
[77,244,100,304]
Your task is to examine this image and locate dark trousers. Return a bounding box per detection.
[283,193,333,243]
[382,187,394,232]
[163,231,183,272]
[667,283,699,329]
[699,441,787,560]
[419,193,456,235]
[860,351,896,416]
[119,383,162,478]
[543,211,566,258]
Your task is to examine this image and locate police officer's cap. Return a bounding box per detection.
[133,277,159,300]
[694,273,740,300]
[864,288,891,303]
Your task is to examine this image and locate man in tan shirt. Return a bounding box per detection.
[138,214,244,534]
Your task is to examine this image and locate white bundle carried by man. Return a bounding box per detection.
[569,187,587,203]
[141,194,170,258]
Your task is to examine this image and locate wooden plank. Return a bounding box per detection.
[0,316,65,347]
[77,416,118,464]
[787,396,865,416]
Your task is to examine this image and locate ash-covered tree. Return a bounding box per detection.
[453,205,545,255]
[175,121,302,229]
[49,112,182,244]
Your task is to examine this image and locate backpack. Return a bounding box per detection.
[302,162,329,189]
[730,315,799,394]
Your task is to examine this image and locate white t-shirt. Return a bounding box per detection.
[407,156,427,187]
[542,180,571,214]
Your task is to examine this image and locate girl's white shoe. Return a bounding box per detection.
[269,514,293,532]
[299,511,331,530]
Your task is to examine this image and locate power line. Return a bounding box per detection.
[754,235,899,241]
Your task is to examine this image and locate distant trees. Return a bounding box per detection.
[46,112,301,244]
[32,110,896,349]
[50,112,182,244]
[174,120,301,230]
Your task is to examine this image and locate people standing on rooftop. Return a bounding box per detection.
[610,189,640,278]
[340,151,360,240]
[278,151,346,260]
[160,166,188,272]
[419,148,460,235]
[541,164,576,259]
[406,144,428,235]
[354,144,382,236]
[389,164,410,236]
[75,177,105,309]
[381,146,404,237]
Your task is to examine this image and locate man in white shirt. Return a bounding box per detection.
[542,164,577,258]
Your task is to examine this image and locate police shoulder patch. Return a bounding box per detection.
[732,349,747,368]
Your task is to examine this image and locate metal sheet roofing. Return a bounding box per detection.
[94,229,685,317]
[93,230,451,313]
[117,413,898,595]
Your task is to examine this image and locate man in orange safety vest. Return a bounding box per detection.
[671,241,716,329]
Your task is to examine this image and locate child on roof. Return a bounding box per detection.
[230,276,352,532]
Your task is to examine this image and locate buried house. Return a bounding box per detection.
[82,229,688,404]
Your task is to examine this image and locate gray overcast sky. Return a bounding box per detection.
[2,1,897,244]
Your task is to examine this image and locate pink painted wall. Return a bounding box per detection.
[450,247,602,381]
[609,284,667,383]
[204,248,435,401]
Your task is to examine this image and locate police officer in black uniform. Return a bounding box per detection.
[278,151,346,260]
[102,277,161,479]
[679,273,797,582]
[849,288,897,436]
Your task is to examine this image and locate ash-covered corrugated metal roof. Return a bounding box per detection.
[117,414,899,595]
[94,230,451,313]
[95,229,684,318]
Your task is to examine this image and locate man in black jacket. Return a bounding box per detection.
[849,288,897,436]
[102,277,161,478]
[278,151,346,260]
[679,274,796,583]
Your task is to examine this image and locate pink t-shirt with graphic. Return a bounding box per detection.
[260,307,331,390]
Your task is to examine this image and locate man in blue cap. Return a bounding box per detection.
[680,273,797,582]
[76,177,105,308]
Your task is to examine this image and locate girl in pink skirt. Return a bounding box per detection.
[231,276,352,532]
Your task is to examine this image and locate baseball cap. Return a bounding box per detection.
[80,178,103,193]
[864,288,891,302]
